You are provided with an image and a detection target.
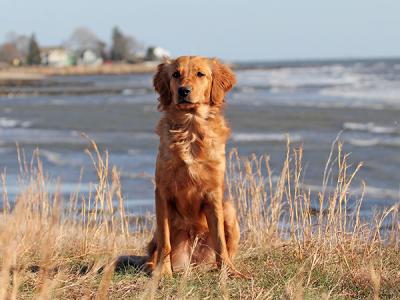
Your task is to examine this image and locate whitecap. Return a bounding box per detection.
[0,118,18,128]
[343,122,399,134]
[40,150,82,166]
[320,86,400,102]
[304,183,400,201]
[346,137,400,147]
[127,149,141,155]
[122,89,133,95]
[232,132,301,143]
[236,65,362,89]
[347,138,379,147]
[0,118,32,128]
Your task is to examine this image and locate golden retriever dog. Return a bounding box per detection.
[146,56,243,277]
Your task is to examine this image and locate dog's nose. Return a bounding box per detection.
[178,86,191,97]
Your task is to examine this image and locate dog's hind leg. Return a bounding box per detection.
[145,234,158,273]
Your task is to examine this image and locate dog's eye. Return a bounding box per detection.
[172,71,180,79]
[197,71,205,78]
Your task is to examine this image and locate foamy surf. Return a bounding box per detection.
[0,118,32,128]
[236,65,361,89]
[346,137,400,147]
[304,183,400,202]
[320,86,400,103]
[232,132,302,143]
[343,122,400,134]
[41,150,85,167]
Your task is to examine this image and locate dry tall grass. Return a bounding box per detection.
[0,138,398,299]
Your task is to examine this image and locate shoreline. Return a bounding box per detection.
[0,62,158,80]
[0,63,159,95]
[0,61,236,82]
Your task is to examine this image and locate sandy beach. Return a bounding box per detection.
[0,62,157,81]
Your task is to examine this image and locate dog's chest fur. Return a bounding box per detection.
[156,111,229,197]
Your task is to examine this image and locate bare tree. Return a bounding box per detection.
[5,32,30,59]
[125,35,144,59]
[65,27,105,57]
[110,26,142,61]
[0,43,19,64]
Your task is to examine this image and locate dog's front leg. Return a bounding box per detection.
[155,188,173,277]
[204,191,243,276]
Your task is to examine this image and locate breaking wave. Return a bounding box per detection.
[232,132,302,142]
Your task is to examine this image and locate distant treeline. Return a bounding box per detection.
[0,26,164,66]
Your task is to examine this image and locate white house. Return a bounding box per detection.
[77,49,103,66]
[146,46,171,61]
[41,47,72,67]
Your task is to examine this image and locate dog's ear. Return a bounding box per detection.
[153,61,171,111]
[210,59,236,107]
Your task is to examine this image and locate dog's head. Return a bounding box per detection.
[153,56,236,112]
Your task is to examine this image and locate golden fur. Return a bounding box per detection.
[146,56,243,277]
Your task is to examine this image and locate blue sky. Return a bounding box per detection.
[1,0,399,61]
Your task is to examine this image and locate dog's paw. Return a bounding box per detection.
[227,267,252,280]
[159,262,173,277]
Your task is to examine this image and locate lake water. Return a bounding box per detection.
[1,58,399,215]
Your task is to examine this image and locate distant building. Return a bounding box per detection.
[146,46,171,61]
[41,47,104,67]
[41,47,74,67]
[77,49,103,66]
